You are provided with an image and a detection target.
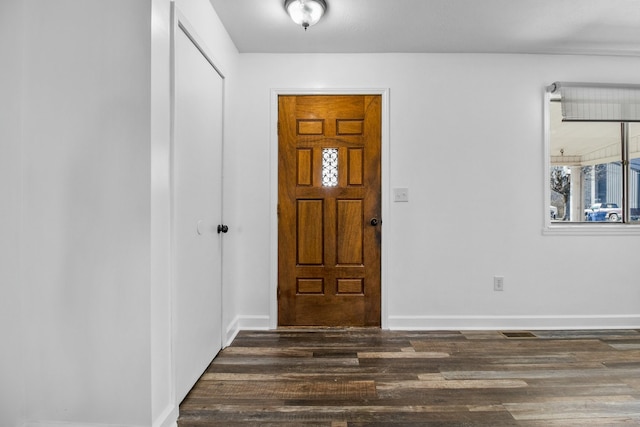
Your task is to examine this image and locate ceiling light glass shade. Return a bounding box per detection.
[285,0,326,30]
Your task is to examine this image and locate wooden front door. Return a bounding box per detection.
[278,95,382,327]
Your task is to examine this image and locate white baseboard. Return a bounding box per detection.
[227,314,640,333]
[25,422,141,427]
[225,315,271,346]
[153,403,178,427]
[24,404,178,427]
[224,316,240,347]
[388,314,640,330]
[238,315,271,330]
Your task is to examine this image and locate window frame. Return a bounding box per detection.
[543,89,640,236]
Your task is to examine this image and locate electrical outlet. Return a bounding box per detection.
[494,276,504,291]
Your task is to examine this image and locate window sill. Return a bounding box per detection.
[543,223,640,236]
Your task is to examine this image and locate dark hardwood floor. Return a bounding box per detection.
[178,329,640,426]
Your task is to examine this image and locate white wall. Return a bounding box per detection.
[230,53,640,330]
[20,0,152,425]
[0,0,25,425]
[2,0,238,426]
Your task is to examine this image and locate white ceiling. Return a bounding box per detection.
[209,0,640,55]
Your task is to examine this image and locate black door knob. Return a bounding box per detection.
[370,218,380,226]
[217,224,229,234]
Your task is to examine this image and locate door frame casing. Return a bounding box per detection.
[269,89,390,329]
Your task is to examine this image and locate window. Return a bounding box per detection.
[322,148,338,187]
[547,83,640,226]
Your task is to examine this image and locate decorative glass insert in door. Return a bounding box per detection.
[322,148,338,187]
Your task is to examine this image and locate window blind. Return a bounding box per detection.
[549,82,640,122]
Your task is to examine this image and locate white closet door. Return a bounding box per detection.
[173,19,224,403]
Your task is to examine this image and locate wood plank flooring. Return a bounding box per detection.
[178,329,640,426]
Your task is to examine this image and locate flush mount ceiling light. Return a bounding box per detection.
[284,0,327,30]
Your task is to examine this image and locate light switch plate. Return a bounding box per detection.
[394,188,409,202]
